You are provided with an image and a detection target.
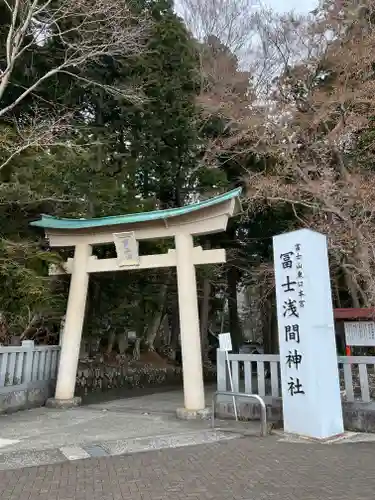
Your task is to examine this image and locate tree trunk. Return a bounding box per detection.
[262,296,272,354]
[159,314,170,346]
[343,265,361,308]
[0,312,8,344]
[133,337,141,360]
[145,284,168,351]
[117,331,128,354]
[333,275,342,308]
[20,314,40,341]
[145,311,164,351]
[199,240,211,357]
[200,276,211,354]
[168,303,180,360]
[227,266,243,352]
[260,289,279,354]
[106,330,116,354]
[270,302,279,354]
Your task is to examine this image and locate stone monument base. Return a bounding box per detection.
[46,397,82,409]
[277,431,346,443]
[176,407,211,420]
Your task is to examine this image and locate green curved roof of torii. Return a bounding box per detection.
[30,188,242,230]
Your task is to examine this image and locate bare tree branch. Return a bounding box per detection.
[201,1,375,306]
[0,109,95,171]
[177,0,257,57]
[0,0,151,114]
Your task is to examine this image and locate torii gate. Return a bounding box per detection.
[30,188,241,416]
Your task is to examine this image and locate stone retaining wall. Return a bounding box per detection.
[75,362,216,396]
[0,382,55,414]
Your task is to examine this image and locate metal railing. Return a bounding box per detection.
[211,390,268,436]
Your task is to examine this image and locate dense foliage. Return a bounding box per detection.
[1,0,373,355]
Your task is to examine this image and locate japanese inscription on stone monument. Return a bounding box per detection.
[273,229,344,439]
[279,244,305,396]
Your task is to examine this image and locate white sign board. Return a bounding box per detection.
[344,322,375,346]
[273,229,343,440]
[113,231,139,268]
[218,332,238,419]
[219,332,232,351]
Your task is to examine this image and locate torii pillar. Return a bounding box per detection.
[30,189,242,416]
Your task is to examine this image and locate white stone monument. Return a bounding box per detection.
[273,228,344,439]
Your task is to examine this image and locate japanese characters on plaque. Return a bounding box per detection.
[280,243,306,397]
[344,321,375,347]
[113,231,140,268]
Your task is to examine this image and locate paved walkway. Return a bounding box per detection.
[1,436,375,500]
[0,388,248,470]
[1,388,375,499]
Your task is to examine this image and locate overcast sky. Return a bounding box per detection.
[264,0,318,12]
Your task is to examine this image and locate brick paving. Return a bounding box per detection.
[1,436,375,500]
